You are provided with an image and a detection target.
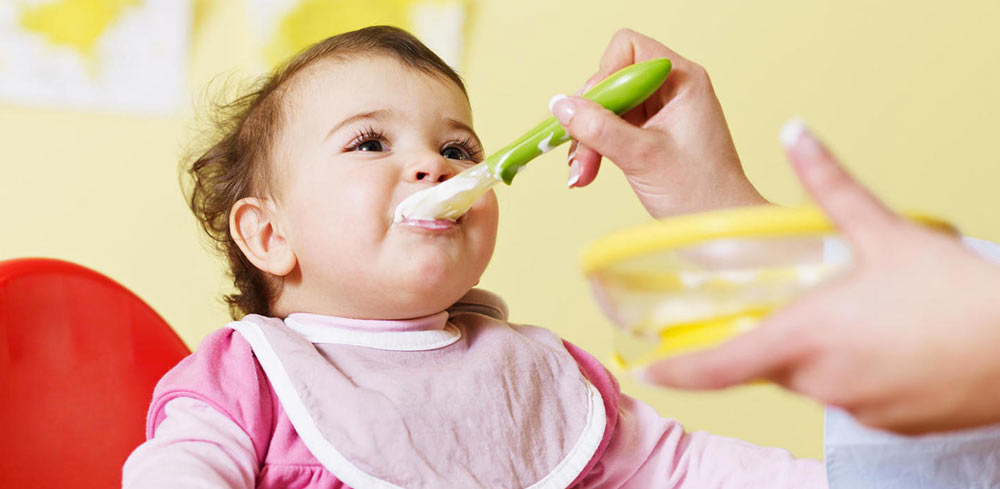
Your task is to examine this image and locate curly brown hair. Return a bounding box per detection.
[184,25,467,319]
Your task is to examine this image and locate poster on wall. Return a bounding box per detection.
[247,0,469,72]
[0,0,190,114]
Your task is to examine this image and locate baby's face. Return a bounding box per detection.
[271,55,498,319]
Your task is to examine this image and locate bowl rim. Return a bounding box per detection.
[581,205,955,274]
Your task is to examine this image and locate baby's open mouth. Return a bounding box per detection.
[398,214,464,230]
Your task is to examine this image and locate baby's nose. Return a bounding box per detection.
[408,155,454,183]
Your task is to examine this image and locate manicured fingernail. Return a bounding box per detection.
[780,117,827,158]
[548,94,567,112]
[567,159,582,188]
[779,117,808,148]
[549,94,575,126]
[631,366,653,385]
[567,147,577,163]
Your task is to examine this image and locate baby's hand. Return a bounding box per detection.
[641,121,1000,435]
[550,29,766,218]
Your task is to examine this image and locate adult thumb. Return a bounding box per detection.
[780,118,898,249]
[550,95,658,172]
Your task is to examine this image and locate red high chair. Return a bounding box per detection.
[0,258,190,488]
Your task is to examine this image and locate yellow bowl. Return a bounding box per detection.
[581,205,954,370]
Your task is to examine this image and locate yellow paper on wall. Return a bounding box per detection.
[248,0,469,70]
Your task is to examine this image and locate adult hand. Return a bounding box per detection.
[549,29,767,218]
[641,119,1000,435]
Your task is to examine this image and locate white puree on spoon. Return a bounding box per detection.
[394,130,564,222]
[393,163,499,222]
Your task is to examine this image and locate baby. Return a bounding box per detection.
[122,26,826,488]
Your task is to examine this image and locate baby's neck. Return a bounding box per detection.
[269,287,469,322]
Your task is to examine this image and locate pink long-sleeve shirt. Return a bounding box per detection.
[123,290,825,488]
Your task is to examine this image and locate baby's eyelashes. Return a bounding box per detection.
[441,146,465,160]
[346,126,389,152]
[441,136,484,164]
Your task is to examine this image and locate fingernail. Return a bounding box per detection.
[567,159,582,188]
[781,117,827,158]
[779,117,808,148]
[549,94,575,126]
[631,366,653,385]
[567,147,577,163]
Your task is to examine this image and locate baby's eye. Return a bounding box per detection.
[346,126,388,153]
[441,137,483,163]
[441,146,470,160]
[356,140,385,152]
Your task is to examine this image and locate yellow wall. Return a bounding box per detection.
[4,0,999,459]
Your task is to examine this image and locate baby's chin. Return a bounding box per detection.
[389,243,489,292]
[353,280,472,320]
[388,269,480,316]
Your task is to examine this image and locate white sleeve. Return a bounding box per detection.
[823,235,1000,265]
[824,407,1000,489]
[122,397,259,489]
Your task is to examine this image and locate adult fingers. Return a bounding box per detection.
[574,30,665,97]
[574,30,684,122]
[576,72,607,96]
[568,30,691,181]
[550,95,659,174]
[597,29,682,83]
[579,30,685,122]
[780,119,900,251]
[567,142,602,188]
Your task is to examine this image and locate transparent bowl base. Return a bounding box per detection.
[610,308,772,371]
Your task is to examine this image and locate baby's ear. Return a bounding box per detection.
[230,197,297,277]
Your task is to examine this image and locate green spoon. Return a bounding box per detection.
[394,57,672,222]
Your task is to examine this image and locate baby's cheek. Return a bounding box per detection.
[472,191,500,224]
[469,191,499,265]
